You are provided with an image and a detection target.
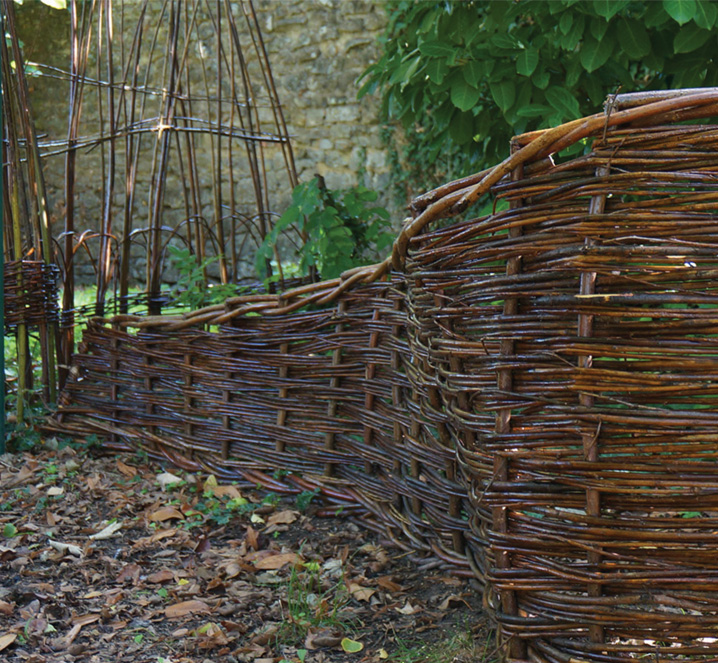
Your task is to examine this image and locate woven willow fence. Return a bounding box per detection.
[54,89,718,661]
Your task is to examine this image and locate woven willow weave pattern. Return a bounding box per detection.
[54,89,718,661]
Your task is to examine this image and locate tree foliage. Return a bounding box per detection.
[360,0,718,194]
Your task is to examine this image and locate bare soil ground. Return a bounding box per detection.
[0,442,494,663]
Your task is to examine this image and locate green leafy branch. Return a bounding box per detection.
[256,177,393,283]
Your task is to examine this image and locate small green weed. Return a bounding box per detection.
[167,245,238,310]
[279,558,354,646]
[295,488,319,512]
[179,487,279,529]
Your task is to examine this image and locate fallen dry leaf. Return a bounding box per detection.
[5,465,35,488]
[0,633,17,652]
[48,540,83,557]
[245,525,259,551]
[0,601,14,616]
[266,509,298,526]
[133,528,179,548]
[208,484,244,500]
[222,561,242,579]
[348,582,376,602]
[116,460,137,478]
[395,601,421,615]
[195,621,230,649]
[253,552,302,570]
[438,594,470,611]
[89,520,123,540]
[60,623,83,648]
[376,576,403,594]
[46,511,59,526]
[156,471,183,490]
[305,628,343,650]
[165,599,211,619]
[47,486,64,496]
[249,623,278,646]
[115,563,141,584]
[147,569,175,584]
[72,614,101,627]
[148,506,185,522]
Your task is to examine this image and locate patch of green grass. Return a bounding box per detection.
[389,623,495,663]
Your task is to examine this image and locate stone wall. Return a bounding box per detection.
[260,0,390,195]
[16,0,394,287]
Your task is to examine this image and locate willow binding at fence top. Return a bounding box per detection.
[53,89,718,663]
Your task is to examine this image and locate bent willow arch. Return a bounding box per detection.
[54,89,718,662]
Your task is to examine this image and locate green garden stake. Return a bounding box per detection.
[0,33,4,455]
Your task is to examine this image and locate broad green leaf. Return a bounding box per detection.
[516,79,533,111]
[545,86,580,120]
[491,60,517,80]
[388,55,421,86]
[516,48,539,77]
[565,56,582,87]
[3,523,17,538]
[489,80,516,112]
[449,110,475,145]
[580,34,613,72]
[400,56,422,90]
[644,3,673,27]
[532,69,551,89]
[277,204,300,229]
[616,18,651,58]
[516,104,551,118]
[584,75,605,105]
[590,17,609,41]
[426,59,447,85]
[490,33,517,50]
[593,0,628,20]
[463,60,485,87]
[694,0,718,28]
[643,49,665,71]
[418,40,457,58]
[663,0,697,24]
[559,12,574,35]
[673,22,712,52]
[451,79,480,111]
[474,109,493,141]
[562,13,586,50]
[341,638,364,654]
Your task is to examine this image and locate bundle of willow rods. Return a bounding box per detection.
[54,89,718,660]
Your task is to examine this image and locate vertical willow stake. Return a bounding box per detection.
[0,21,4,455]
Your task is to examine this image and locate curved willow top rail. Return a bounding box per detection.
[102,88,718,331]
